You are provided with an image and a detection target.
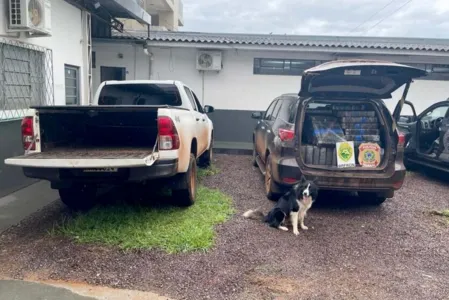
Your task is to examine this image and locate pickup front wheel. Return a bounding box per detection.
[58,184,97,211]
[172,154,197,207]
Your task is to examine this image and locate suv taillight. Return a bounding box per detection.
[158,116,180,150]
[21,116,35,151]
[397,131,406,148]
[279,128,295,142]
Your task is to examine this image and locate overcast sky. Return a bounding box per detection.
[182,0,449,38]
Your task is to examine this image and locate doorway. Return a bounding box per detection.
[100,66,126,82]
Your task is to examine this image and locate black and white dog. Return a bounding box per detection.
[243,177,318,235]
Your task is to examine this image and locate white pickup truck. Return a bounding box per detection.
[5,80,215,210]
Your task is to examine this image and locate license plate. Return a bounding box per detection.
[82,168,118,173]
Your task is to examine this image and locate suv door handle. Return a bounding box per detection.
[196,117,200,121]
[202,118,206,122]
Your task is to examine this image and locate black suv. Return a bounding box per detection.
[252,60,428,204]
[251,94,301,200]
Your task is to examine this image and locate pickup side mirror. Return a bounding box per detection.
[204,105,215,113]
[251,112,262,119]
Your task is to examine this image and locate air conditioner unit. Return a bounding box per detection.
[8,0,52,36]
[196,51,222,71]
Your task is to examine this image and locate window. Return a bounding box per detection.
[98,83,182,106]
[275,98,299,124]
[254,58,326,76]
[92,51,96,69]
[0,41,53,121]
[65,65,80,105]
[271,100,282,121]
[422,105,449,121]
[184,87,198,111]
[191,92,204,113]
[264,99,278,120]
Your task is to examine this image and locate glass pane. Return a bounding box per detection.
[65,78,77,88]
[66,96,78,105]
[66,87,77,96]
[261,59,284,69]
[65,67,77,78]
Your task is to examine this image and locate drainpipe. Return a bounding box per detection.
[143,42,153,79]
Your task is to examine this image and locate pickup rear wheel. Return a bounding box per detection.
[199,137,213,167]
[172,154,197,207]
[58,184,97,211]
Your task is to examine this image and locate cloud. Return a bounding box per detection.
[182,0,449,38]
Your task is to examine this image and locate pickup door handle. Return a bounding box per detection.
[196,117,200,121]
[202,118,206,122]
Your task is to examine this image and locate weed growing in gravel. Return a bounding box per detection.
[430,209,449,225]
[198,164,220,180]
[53,165,234,253]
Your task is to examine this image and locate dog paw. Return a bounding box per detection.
[278,226,289,231]
[301,225,309,230]
[293,230,299,236]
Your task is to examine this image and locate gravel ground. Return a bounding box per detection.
[0,154,449,300]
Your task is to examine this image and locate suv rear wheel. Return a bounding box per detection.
[265,154,282,201]
[358,192,387,206]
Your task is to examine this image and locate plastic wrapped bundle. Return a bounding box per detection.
[345,134,381,143]
[301,145,337,166]
[345,129,380,135]
[341,122,379,130]
[335,111,376,117]
[332,104,371,111]
[340,117,378,123]
[303,116,346,146]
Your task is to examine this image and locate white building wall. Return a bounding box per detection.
[92,42,150,92]
[93,42,449,115]
[0,0,86,106]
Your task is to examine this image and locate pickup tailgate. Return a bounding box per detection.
[5,106,160,168]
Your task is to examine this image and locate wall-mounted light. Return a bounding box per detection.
[118,53,124,59]
[93,1,101,9]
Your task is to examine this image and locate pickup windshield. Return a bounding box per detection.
[98,83,182,106]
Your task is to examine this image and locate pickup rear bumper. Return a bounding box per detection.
[22,159,178,188]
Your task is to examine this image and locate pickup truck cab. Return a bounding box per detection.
[5,80,215,210]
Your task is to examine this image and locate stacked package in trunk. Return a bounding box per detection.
[300,104,384,167]
[333,104,384,163]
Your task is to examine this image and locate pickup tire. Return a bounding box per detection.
[199,137,213,167]
[59,184,97,211]
[172,153,197,207]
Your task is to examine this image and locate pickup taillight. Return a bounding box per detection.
[158,116,180,150]
[21,116,35,151]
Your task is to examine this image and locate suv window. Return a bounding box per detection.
[264,99,278,120]
[271,100,282,121]
[184,87,198,111]
[276,98,299,124]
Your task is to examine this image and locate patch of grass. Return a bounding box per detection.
[198,164,220,180]
[430,209,449,226]
[55,186,233,253]
[431,209,449,218]
[53,165,232,254]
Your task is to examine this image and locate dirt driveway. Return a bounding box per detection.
[0,154,448,300]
